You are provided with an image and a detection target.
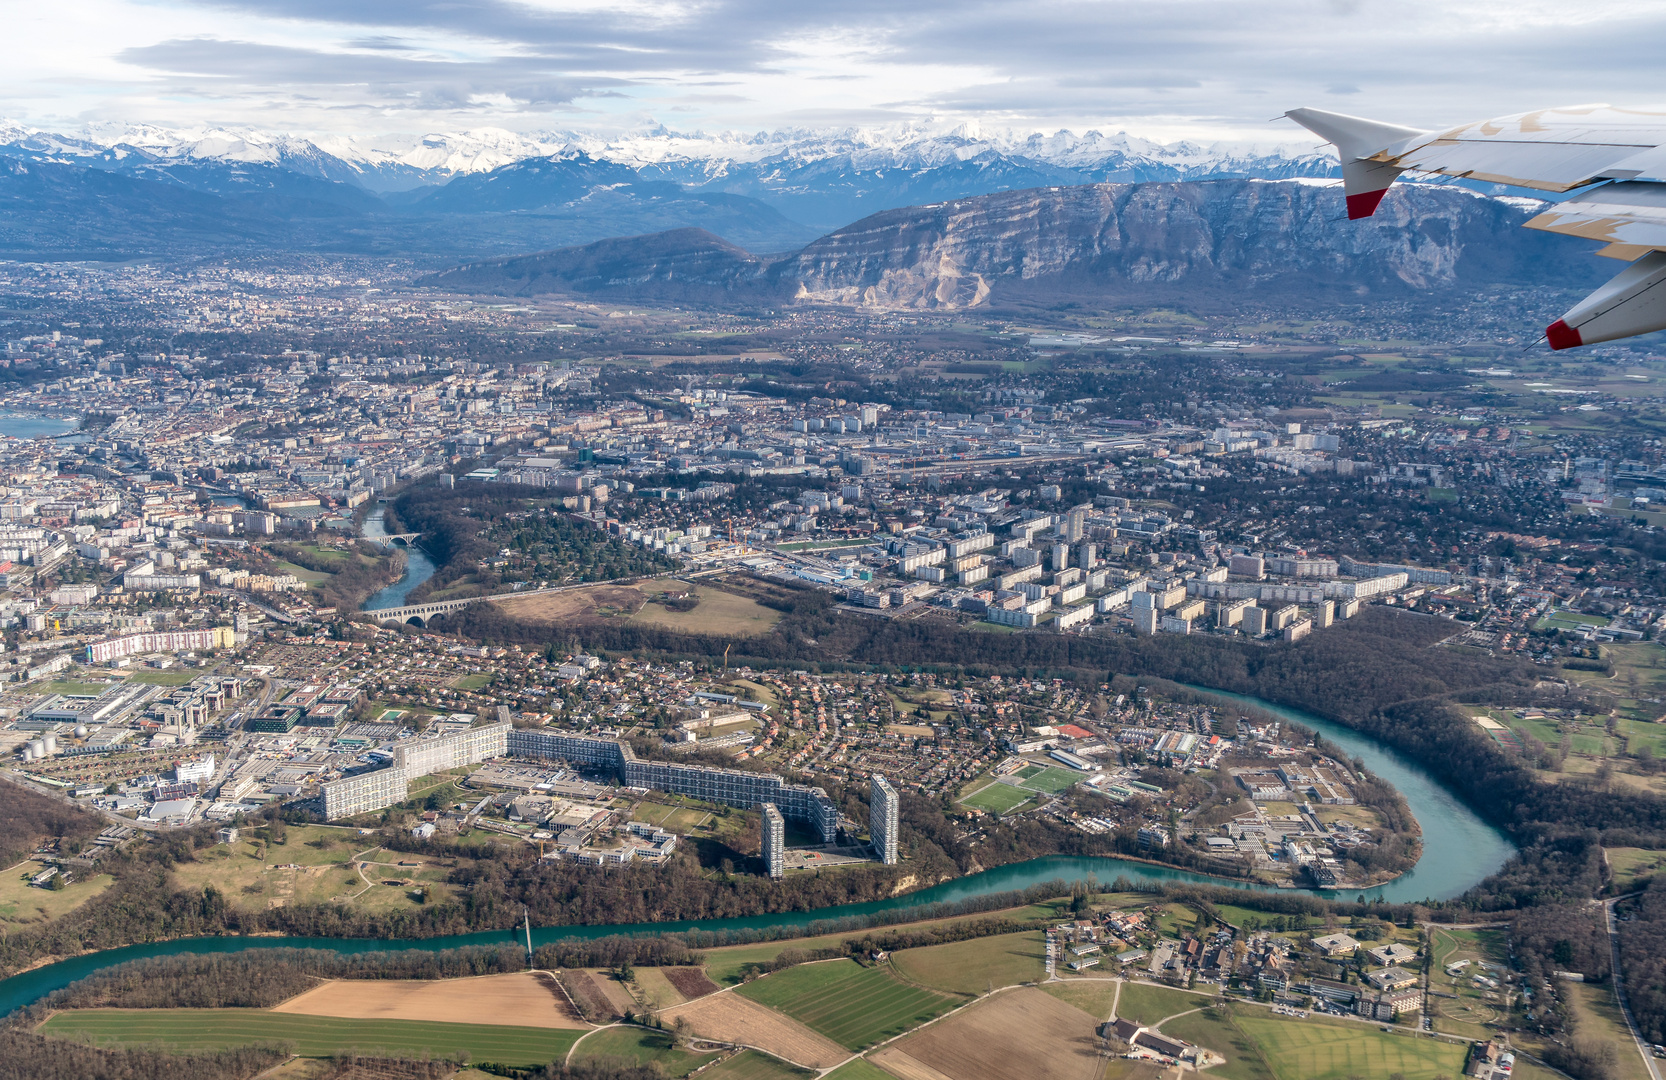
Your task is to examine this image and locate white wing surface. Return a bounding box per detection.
[1287,105,1666,348]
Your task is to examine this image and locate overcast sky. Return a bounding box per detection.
[8,0,1666,141]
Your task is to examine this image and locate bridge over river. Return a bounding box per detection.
[366,587,559,626]
[366,576,678,625]
[365,532,422,549]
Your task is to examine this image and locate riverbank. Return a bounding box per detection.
[0,688,1515,1017]
[360,506,437,611]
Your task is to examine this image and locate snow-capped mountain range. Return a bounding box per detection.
[0,118,1363,261]
[0,118,1337,222]
[3,117,1334,179]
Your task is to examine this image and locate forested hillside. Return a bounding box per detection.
[0,776,100,867]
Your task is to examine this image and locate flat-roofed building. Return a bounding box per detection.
[871,774,899,865]
[322,766,409,819]
[395,721,510,776]
[507,728,839,842]
[760,802,785,879]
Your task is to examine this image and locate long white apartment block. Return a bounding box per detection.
[322,721,511,820]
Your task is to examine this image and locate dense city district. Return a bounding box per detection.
[4,257,1666,1080]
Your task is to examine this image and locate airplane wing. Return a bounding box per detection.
[1286,105,1666,349]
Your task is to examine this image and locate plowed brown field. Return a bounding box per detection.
[664,991,849,1069]
[271,972,587,1028]
[883,987,1100,1080]
[869,1047,957,1080]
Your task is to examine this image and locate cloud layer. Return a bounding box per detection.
[7,0,1666,140]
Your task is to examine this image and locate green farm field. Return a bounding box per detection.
[700,1050,816,1080]
[1158,1007,1273,1080]
[736,960,957,1049]
[39,1009,581,1066]
[1235,1014,1466,1080]
[1040,980,1121,1020]
[889,930,1047,995]
[1115,982,1211,1026]
[570,1025,717,1075]
[699,902,1069,986]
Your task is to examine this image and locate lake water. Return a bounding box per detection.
[360,506,437,611]
[0,688,1516,1014]
[0,412,80,441]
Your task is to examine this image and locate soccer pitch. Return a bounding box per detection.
[959,782,1033,814]
[1017,766,1082,793]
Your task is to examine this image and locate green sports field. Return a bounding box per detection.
[38,1009,581,1066]
[1535,610,1611,631]
[736,960,957,1049]
[959,782,1032,814]
[1017,766,1083,793]
[1234,1014,1466,1080]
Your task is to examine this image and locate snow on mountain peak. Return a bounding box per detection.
[0,116,1339,190]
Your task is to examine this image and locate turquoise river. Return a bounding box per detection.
[0,687,1513,1013]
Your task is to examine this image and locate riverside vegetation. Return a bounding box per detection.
[7,599,1666,1078]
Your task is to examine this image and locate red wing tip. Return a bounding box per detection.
[1345,189,1388,219]
[1546,319,1583,350]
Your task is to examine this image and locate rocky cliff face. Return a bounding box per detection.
[427,179,1609,310]
[770,180,1601,308]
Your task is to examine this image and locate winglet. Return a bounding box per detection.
[1287,107,1426,219]
[1342,168,1397,219]
[1547,250,1666,350]
[1545,319,1583,350]
[1284,108,1424,161]
[1345,191,1387,219]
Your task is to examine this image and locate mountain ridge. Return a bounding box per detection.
[0,118,1339,231]
[422,179,1609,313]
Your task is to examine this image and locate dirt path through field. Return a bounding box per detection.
[271,972,588,1028]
